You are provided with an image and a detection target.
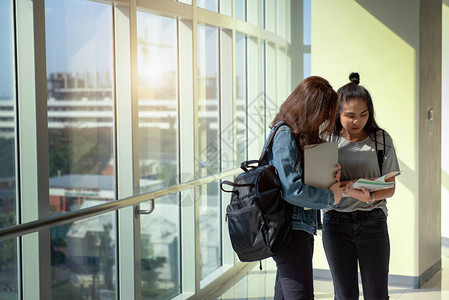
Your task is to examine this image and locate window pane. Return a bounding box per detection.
[260,42,267,137]
[0,1,18,299]
[199,182,221,280]
[236,34,247,164]
[45,1,116,298]
[137,12,180,299]
[197,25,221,280]
[303,0,311,46]
[197,0,218,12]
[303,53,311,78]
[197,25,219,176]
[260,0,265,28]
[235,0,246,21]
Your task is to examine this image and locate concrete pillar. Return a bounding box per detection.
[311,0,442,287]
[442,0,449,251]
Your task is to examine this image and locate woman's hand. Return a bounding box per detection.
[335,163,341,182]
[343,181,371,202]
[329,182,343,204]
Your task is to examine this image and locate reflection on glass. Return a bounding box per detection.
[303,0,311,46]
[260,0,265,28]
[199,183,221,279]
[0,1,18,298]
[45,1,116,298]
[197,25,219,176]
[303,53,311,79]
[236,34,247,164]
[197,25,221,280]
[137,12,180,299]
[235,0,246,21]
[197,0,218,12]
[260,42,267,137]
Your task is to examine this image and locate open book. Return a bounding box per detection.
[352,171,401,192]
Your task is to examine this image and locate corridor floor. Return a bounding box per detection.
[218,245,449,299]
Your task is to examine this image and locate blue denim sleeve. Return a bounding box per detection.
[270,127,335,209]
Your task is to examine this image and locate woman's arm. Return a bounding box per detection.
[342,172,397,202]
[343,182,395,203]
[271,128,342,209]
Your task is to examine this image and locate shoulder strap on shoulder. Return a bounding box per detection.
[374,130,385,175]
[259,121,286,163]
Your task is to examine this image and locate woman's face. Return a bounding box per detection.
[339,98,369,136]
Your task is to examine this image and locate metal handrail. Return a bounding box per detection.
[0,168,241,241]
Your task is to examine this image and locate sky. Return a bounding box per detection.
[0,0,113,99]
[0,0,13,99]
[0,0,312,99]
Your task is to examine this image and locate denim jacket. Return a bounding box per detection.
[262,122,335,235]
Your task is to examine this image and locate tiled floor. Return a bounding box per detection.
[218,246,449,299]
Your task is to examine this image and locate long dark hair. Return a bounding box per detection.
[271,76,338,149]
[333,72,381,137]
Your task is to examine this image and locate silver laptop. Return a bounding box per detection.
[303,142,338,189]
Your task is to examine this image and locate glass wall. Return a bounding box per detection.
[137,12,181,299]
[197,24,221,280]
[235,34,247,163]
[197,0,218,12]
[45,1,117,298]
[0,1,18,299]
[197,25,219,177]
[3,0,293,298]
[236,0,246,21]
[260,42,267,135]
[303,0,311,78]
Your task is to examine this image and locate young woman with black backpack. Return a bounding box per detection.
[266,76,344,299]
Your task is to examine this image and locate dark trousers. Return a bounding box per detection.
[272,229,314,300]
[322,209,390,300]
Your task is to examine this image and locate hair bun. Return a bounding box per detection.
[349,72,360,85]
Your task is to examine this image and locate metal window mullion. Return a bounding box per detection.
[114,3,141,300]
[277,47,286,106]
[247,37,260,159]
[192,0,201,293]
[16,0,51,299]
[219,28,234,266]
[290,0,302,86]
[179,9,196,296]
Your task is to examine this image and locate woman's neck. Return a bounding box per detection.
[341,129,368,142]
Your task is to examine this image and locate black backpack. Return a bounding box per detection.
[220,122,292,262]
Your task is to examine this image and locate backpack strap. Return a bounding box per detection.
[374,130,386,175]
[258,121,286,164]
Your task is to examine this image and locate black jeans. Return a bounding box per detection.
[272,229,314,300]
[322,209,390,300]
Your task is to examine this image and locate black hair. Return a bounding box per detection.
[333,72,382,137]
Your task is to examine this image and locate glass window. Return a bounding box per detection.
[45,1,116,298]
[197,0,218,12]
[0,1,18,299]
[303,0,311,46]
[259,0,265,28]
[199,182,221,280]
[197,25,221,280]
[137,12,181,299]
[260,42,267,137]
[197,25,219,176]
[266,0,275,32]
[235,34,247,163]
[303,53,311,78]
[235,0,246,21]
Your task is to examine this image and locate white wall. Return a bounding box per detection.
[311,0,442,286]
